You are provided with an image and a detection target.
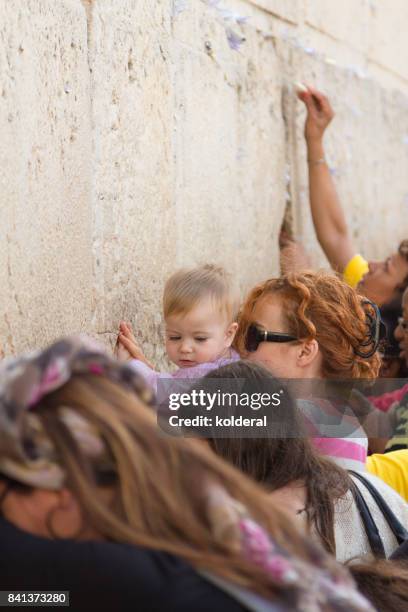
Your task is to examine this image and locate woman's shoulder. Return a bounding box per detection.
[0,518,245,611]
[333,472,408,563]
[0,517,176,587]
[355,471,408,516]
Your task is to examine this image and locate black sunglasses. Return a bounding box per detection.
[245,323,298,353]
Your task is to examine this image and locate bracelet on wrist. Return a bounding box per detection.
[307,157,326,166]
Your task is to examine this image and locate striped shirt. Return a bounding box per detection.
[298,398,368,471]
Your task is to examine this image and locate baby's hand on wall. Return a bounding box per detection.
[117,321,154,368]
[114,339,133,362]
[119,320,136,340]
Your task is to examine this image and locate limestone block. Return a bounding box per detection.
[247,0,301,23]
[368,0,408,83]
[304,0,370,55]
[89,0,286,366]
[172,0,286,290]
[0,0,92,354]
[88,0,176,361]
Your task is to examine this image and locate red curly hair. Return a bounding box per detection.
[234,271,381,380]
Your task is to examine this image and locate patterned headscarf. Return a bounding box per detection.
[205,484,374,612]
[0,335,153,489]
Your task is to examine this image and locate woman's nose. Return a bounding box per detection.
[368,261,379,274]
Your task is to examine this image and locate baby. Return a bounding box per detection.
[116,264,240,390]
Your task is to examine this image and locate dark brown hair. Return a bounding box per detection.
[350,560,408,612]
[200,360,352,554]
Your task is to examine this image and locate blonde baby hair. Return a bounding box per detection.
[163,264,239,322]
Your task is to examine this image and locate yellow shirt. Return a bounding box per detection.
[343,254,369,289]
[366,450,408,502]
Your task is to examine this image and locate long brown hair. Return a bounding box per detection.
[350,560,408,612]
[200,360,352,554]
[34,373,341,599]
[234,271,381,379]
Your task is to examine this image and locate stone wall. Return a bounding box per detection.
[1,0,407,363]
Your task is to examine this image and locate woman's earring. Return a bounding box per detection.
[45,506,85,540]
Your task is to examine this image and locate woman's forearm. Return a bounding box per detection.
[306,137,354,271]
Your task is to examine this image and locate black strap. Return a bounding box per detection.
[349,476,386,558]
[349,470,408,545]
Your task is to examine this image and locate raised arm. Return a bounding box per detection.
[297,86,355,272]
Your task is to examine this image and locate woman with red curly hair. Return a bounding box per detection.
[234,270,383,471]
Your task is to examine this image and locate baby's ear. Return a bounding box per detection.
[225,322,238,346]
